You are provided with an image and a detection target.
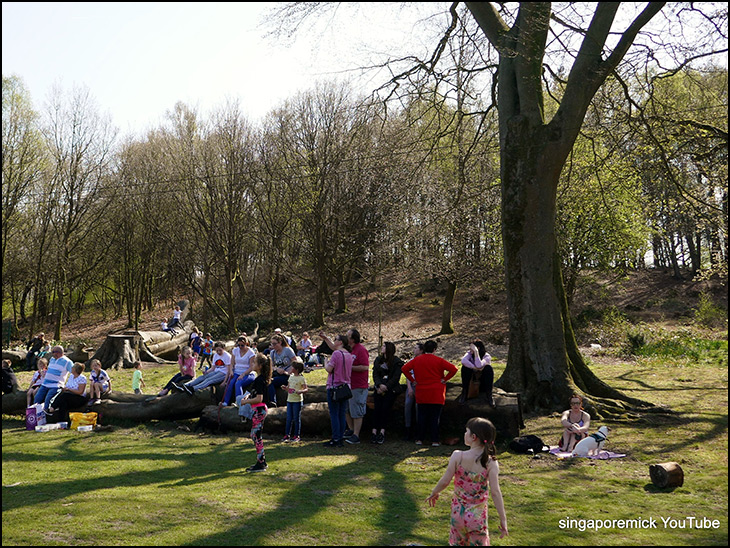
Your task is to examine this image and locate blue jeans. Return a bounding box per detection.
[34,385,61,411]
[327,388,348,442]
[269,374,289,406]
[286,401,302,437]
[222,373,255,405]
[185,370,226,391]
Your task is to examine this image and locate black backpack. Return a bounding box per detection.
[509,434,548,454]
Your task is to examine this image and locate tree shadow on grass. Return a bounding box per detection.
[2,421,425,546]
[1,426,245,512]
[185,442,423,546]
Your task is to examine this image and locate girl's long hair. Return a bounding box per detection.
[472,339,487,359]
[466,417,497,469]
[383,341,396,366]
[255,353,273,385]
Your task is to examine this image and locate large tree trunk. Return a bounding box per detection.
[440,280,457,335]
[466,1,664,417]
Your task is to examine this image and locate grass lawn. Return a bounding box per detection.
[2,337,727,545]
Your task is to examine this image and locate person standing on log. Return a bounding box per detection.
[177,342,231,396]
[401,340,458,447]
[34,346,73,412]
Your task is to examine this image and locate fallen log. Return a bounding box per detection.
[90,300,192,369]
[3,381,523,439]
[2,350,27,370]
[198,383,523,438]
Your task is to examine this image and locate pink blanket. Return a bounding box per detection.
[549,446,626,459]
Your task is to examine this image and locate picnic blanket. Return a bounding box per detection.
[549,446,627,459]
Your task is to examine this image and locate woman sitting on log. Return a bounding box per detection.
[48,363,88,423]
[175,342,231,396]
[220,336,256,406]
[558,394,591,451]
[459,339,495,407]
[158,346,196,397]
[370,341,404,445]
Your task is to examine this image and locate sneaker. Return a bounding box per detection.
[345,435,360,445]
[291,436,300,443]
[240,416,248,424]
[432,442,441,447]
[323,439,344,448]
[415,440,423,446]
[246,461,268,473]
[370,433,379,444]
[344,428,354,438]
[282,435,290,443]
[377,432,385,445]
[220,402,228,407]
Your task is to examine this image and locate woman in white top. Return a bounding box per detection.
[178,342,232,395]
[48,363,88,423]
[221,336,257,406]
[459,339,495,407]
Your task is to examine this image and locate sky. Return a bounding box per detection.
[2,2,432,136]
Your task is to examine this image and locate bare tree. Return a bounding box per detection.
[42,84,117,340]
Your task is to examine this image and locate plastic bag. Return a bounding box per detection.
[69,412,98,430]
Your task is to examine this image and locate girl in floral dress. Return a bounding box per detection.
[427,417,508,546]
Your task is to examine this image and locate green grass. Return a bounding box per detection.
[3,338,728,545]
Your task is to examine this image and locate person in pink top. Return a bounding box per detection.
[343,328,369,444]
[322,334,354,447]
[158,346,197,396]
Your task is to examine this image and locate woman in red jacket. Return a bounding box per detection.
[401,340,458,446]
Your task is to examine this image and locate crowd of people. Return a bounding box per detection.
[12,322,512,544]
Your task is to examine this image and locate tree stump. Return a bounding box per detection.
[91,333,140,370]
[649,462,684,488]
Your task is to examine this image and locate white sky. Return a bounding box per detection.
[2,2,438,137]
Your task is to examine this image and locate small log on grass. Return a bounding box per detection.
[650,462,684,488]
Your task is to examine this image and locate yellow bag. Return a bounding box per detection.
[69,412,98,430]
